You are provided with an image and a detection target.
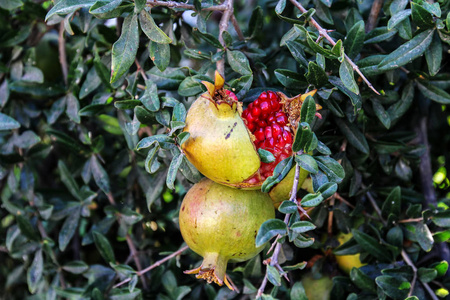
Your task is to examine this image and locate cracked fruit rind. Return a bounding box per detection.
[179,178,275,290]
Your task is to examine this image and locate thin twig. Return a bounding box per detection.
[288,0,380,95]
[216,0,234,76]
[106,192,116,206]
[125,234,148,289]
[230,15,245,41]
[397,217,424,223]
[0,246,8,253]
[58,22,68,86]
[135,59,148,81]
[113,245,189,288]
[365,0,384,32]
[147,1,227,11]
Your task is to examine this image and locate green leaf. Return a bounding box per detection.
[62,261,89,274]
[274,69,307,89]
[371,98,391,129]
[0,0,23,10]
[416,222,434,252]
[193,31,223,48]
[227,50,252,75]
[378,29,434,71]
[295,154,318,174]
[275,0,286,14]
[411,1,434,28]
[364,27,398,44]
[290,282,308,300]
[388,82,414,124]
[417,81,450,104]
[248,6,263,37]
[339,60,359,95]
[258,148,276,163]
[255,219,287,247]
[17,215,39,241]
[261,156,294,193]
[65,93,80,123]
[317,182,337,199]
[166,153,183,190]
[350,268,377,293]
[139,79,160,111]
[352,229,393,262]
[344,20,365,59]
[300,95,318,124]
[58,160,81,201]
[334,118,369,154]
[314,156,345,183]
[306,32,340,59]
[111,14,138,83]
[433,261,448,277]
[266,265,281,286]
[375,275,409,299]
[27,249,43,294]
[59,206,81,251]
[278,201,298,214]
[301,193,324,206]
[388,10,411,30]
[93,231,115,264]
[290,221,316,233]
[178,75,210,97]
[0,112,20,130]
[90,156,110,194]
[305,61,328,87]
[89,0,122,14]
[46,0,95,20]
[136,134,174,150]
[286,41,309,69]
[149,42,170,72]
[328,76,361,110]
[425,31,442,76]
[381,186,401,220]
[292,122,312,152]
[139,10,172,44]
[418,268,437,283]
[114,100,141,110]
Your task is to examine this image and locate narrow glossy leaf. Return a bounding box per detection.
[166,153,183,190]
[317,182,337,199]
[139,79,160,111]
[255,219,287,247]
[375,275,409,299]
[295,154,318,174]
[193,31,223,48]
[178,75,210,97]
[334,118,369,154]
[418,268,437,283]
[149,41,170,72]
[350,268,377,292]
[139,10,172,44]
[290,221,316,233]
[27,249,43,294]
[378,29,434,71]
[90,0,122,14]
[0,0,23,10]
[58,160,81,200]
[425,31,442,76]
[80,67,101,99]
[275,0,286,14]
[352,229,393,262]
[65,93,80,123]
[411,2,434,28]
[17,215,39,241]
[315,156,345,183]
[0,112,20,130]
[305,61,328,87]
[292,122,312,152]
[258,148,276,163]
[344,20,365,59]
[227,50,252,75]
[267,265,281,286]
[417,81,450,104]
[388,10,411,30]
[62,261,89,274]
[278,201,298,214]
[416,222,433,252]
[90,156,110,194]
[261,156,294,192]
[300,95,317,124]
[371,98,391,129]
[136,134,174,150]
[306,32,339,59]
[388,82,414,123]
[301,193,324,207]
[433,261,448,277]
[248,6,263,37]
[339,60,359,95]
[114,100,141,110]
[433,211,450,227]
[328,76,361,110]
[45,0,95,20]
[381,186,401,219]
[93,232,115,264]
[274,69,307,89]
[365,27,397,44]
[316,140,331,155]
[59,206,81,251]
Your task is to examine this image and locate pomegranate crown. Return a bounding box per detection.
[201,71,238,106]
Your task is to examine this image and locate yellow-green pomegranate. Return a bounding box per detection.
[179,178,274,290]
[182,71,320,193]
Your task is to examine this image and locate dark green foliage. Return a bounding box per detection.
[0,0,450,299]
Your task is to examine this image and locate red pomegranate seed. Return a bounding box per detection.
[255,128,265,141]
[264,126,273,139]
[267,115,275,124]
[259,92,268,101]
[272,124,282,137]
[282,130,292,144]
[265,137,275,148]
[258,120,267,128]
[260,100,270,113]
[247,122,255,132]
[276,114,288,126]
[252,107,261,117]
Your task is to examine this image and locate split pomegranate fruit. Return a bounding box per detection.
[179,178,274,290]
[182,71,319,191]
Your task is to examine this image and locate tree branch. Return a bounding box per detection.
[216,0,234,76]
[365,0,384,32]
[58,22,68,86]
[288,0,380,95]
[147,1,227,11]
[125,234,148,289]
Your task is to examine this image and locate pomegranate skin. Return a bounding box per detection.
[179,178,274,289]
[181,90,261,188]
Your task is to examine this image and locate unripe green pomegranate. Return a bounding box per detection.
[182,71,320,193]
[179,178,274,290]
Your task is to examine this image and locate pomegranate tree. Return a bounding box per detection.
[179,178,274,290]
[182,71,320,191]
